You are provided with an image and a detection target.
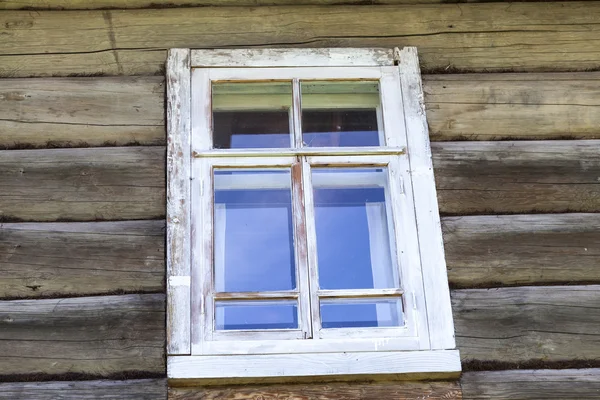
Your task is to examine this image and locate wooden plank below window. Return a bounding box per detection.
[461,369,600,400]
[169,380,462,400]
[0,380,167,400]
[1,3,600,77]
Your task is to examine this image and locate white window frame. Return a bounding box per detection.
[166,47,460,382]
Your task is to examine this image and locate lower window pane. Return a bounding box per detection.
[320,298,403,329]
[215,300,298,331]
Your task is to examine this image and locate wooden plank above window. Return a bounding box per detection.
[1,3,600,77]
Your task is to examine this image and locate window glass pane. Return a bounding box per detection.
[214,169,296,292]
[301,81,381,147]
[212,82,292,149]
[216,300,298,330]
[312,168,397,290]
[320,298,403,329]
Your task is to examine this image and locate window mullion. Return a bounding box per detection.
[292,159,313,339]
[291,78,303,148]
[301,158,322,338]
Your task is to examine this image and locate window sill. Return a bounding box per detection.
[167,349,461,384]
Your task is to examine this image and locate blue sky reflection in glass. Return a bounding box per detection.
[216,301,298,331]
[312,168,397,290]
[214,169,296,293]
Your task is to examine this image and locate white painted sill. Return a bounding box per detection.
[167,350,461,382]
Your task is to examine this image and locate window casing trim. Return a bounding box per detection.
[166,47,459,380]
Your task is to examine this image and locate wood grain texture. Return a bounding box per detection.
[424,72,600,141]
[0,77,165,149]
[166,48,191,355]
[0,221,164,299]
[444,214,600,287]
[1,213,595,300]
[0,287,596,377]
[432,140,600,214]
[3,0,573,8]
[461,369,600,399]
[2,3,600,77]
[0,146,165,221]
[3,72,599,149]
[1,141,598,221]
[453,286,600,363]
[0,294,165,376]
[169,380,462,400]
[0,379,167,400]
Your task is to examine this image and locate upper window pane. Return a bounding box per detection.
[301,81,382,147]
[312,168,398,290]
[212,82,292,149]
[214,169,296,292]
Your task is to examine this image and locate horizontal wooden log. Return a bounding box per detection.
[0,77,165,149]
[0,221,165,299]
[3,72,598,148]
[169,381,462,400]
[461,369,600,399]
[0,287,596,377]
[453,285,600,363]
[0,294,165,376]
[432,140,600,214]
[0,146,165,221]
[2,3,600,77]
[443,214,600,287]
[424,72,600,141]
[0,379,167,400]
[1,141,598,221]
[1,213,596,300]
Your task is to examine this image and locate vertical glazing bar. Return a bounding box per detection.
[292,78,303,148]
[292,160,312,339]
[302,159,322,337]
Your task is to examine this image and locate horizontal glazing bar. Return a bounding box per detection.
[193,147,405,158]
[214,291,299,300]
[317,288,403,298]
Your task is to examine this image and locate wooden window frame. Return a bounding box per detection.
[166,47,460,382]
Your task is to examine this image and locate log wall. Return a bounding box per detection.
[1,1,599,399]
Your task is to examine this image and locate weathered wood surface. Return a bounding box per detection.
[453,286,600,363]
[443,214,600,288]
[461,369,600,399]
[0,77,164,149]
[169,381,462,400]
[0,379,167,400]
[0,147,165,221]
[6,0,590,8]
[0,287,596,376]
[432,140,600,214]
[0,294,165,375]
[2,3,600,77]
[1,141,597,221]
[3,73,598,149]
[0,221,164,299]
[2,213,595,301]
[424,72,600,141]
[166,48,192,355]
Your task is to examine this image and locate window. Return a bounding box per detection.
[166,48,460,381]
